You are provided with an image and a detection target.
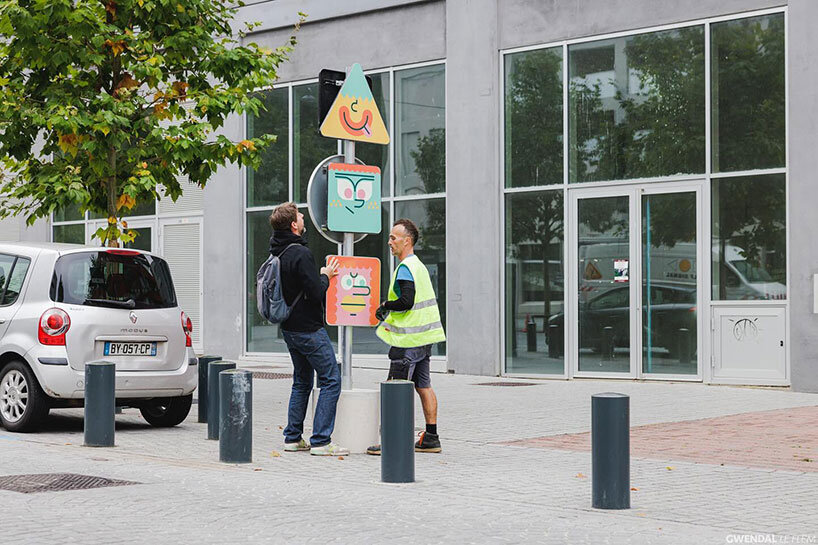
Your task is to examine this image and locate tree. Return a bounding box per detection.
[0,0,301,245]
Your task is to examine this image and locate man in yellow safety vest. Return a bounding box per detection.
[367,218,446,455]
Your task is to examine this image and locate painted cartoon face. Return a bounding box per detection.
[339,272,371,316]
[339,99,373,137]
[336,173,374,213]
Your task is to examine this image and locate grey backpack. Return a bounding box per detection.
[256,243,303,323]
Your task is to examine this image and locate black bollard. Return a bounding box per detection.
[601,326,614,361]
[219,369,253,464]
[381,380,414,483]
[207,361,236,440]
[548,324,561,358]
[526,316,537,352]
[678,328,691,364]
[84,361,115,448]
[197,355,222,423]
[592,393,630,509]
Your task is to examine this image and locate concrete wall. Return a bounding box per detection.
[788,0,817,393]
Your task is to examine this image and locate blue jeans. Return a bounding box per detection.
[282,328,341,447]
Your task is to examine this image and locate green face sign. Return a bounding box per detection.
[327,163,382,234]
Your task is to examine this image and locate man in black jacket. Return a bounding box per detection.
[269,202,348,456]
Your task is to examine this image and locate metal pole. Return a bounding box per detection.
[84,361,115,448]
[341,138,356,390]
[207,361,236,440]
[219,369,253,464]
[381,380,414,483]
[591,392,630,509]
[197,355,222,423]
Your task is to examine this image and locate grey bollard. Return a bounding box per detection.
[548,324,561,358]
[197,355,222,423]
[526,316,537,352]
[381,380,415,483]
[207,361,236,440]
[601,326,614,361]
[592,393,630,509]
[84,361,115,447]
[219,369,253,464]
[678,328,692,364]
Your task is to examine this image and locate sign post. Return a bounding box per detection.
[341,140,356,390]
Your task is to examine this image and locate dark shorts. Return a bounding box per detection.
[387,345,432,389]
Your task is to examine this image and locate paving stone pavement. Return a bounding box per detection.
[1,366,817,544]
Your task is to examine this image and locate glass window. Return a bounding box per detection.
[504,190,564,374]
[247,88,289,207]
[54,203,84,222]
[124,227,151,252]
[2,257,30,305]
[712,174,786,300]
[246,210,287,353]
[294,83,337,204]
[504,48,563,188]
[90,199,155,219]
[394,199,446,355]
[353,72,391,197]
[0,254,16,302]
[711,14,785,173]
[53,224,85,244]
[395,65,445,196]
[569,26,705,182]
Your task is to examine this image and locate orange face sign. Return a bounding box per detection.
[325,256,381,327]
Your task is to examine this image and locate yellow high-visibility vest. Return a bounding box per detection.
[376,255,446,348]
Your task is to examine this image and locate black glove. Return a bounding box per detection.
[375,303,389,322]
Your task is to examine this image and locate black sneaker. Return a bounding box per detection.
[415,432,442,453]
[366,444,381,456]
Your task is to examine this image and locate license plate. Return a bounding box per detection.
[104,342,157,356]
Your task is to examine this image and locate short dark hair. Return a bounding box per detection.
[393,218,419,246]
[270,202,298,231]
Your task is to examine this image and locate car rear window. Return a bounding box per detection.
[50,251,177,309]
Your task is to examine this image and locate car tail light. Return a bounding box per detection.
[181,311,193,348]
[39,308,70,345]
[107,249,140,256]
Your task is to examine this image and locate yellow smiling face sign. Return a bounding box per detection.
[320,63,390,145]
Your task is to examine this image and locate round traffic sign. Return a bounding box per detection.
[306,154,368,244]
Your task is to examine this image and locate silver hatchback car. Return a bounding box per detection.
[0,242,197,432]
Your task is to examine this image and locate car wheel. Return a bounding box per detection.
[0,360,50,432]
[139,395,192,427]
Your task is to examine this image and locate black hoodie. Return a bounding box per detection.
[268,230,329,332]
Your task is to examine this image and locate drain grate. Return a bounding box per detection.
[474,382,539,387]
[0,473,138,494]
[251,371,293,380]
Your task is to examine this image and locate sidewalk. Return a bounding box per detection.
[1,367,816,544]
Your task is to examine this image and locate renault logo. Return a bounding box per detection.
[129,311,138,324]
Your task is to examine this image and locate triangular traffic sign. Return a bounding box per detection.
[320,63,390,145]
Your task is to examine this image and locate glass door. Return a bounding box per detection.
[570,183,702,379]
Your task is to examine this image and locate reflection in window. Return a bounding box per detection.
[2,257,30,305]
[395,65,445,196]
[569,26,705,182]
[294,84,337,205]
[712,174,786,300]
[53,224,85,244]
[54,203,84,222]
[247,88,289,207]
[711,13,785,173]
[246,210,287,353]
[504,190,564,374]
[504,47,563,188]
[353,72,391,197]
[395,199,446,355]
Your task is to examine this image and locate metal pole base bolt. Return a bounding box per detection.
[207,361,236,440]
[84,361,115,448]
[197,355,222,423]
[592,393,630,509]
[380,380,414,483]
[219,369,253,464]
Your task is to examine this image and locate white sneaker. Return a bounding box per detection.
[283,439,310,452]
[310,442,349,456]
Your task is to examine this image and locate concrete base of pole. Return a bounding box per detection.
[310,387,379,453]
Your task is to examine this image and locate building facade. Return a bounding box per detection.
[8,0,816,391]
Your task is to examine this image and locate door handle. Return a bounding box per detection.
[0,319,6,324]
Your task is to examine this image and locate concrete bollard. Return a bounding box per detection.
[601,326,614,361]
[207,361,236,440]
[381,380,414,483]
[84,361,115,448]
[197,355,222,423]
[678,328,692,364]
[526,316,537,352]
[219,369,253,464]
[592,393,630,509]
